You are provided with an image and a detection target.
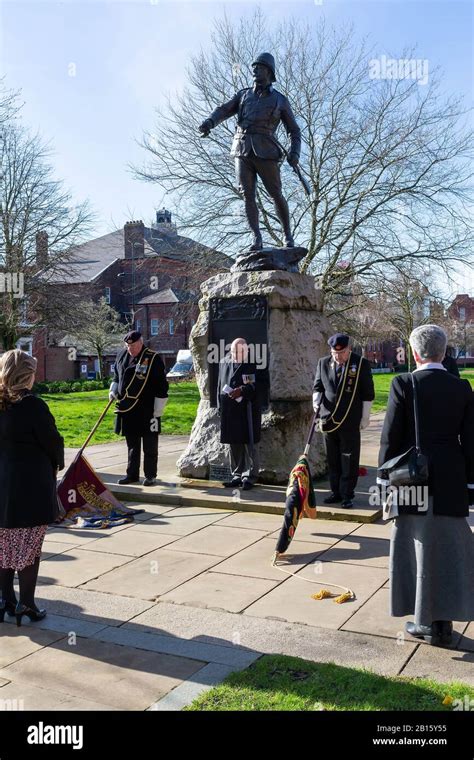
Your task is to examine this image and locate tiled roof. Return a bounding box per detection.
[46,226,231,285]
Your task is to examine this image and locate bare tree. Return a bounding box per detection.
[72,298,124,379]
[0,92,95,350]
[133,11,474,307]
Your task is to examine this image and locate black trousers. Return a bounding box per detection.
[325,429,361,500]
[229,443,259,482]
[125,433,159,479]
[235,154,291,240]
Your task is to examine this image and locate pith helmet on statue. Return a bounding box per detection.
[251,52,276,82]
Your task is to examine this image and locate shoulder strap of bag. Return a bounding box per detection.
[410,373,422,453]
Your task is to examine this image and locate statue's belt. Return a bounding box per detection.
[321,353,363,434]
[236,127,278,137]
[115,348,157,415]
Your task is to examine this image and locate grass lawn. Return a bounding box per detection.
[42,371,474,448]
[185,654,474,711]
[41,381,200,448]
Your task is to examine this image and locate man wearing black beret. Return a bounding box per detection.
[312,334,375,508]
[109,331,169,486]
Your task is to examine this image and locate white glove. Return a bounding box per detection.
[360,400,373,430]
[153,397,168,418]
[312,391,322,414]
[109,382,119,401]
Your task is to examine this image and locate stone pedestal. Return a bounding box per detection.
[176,270,332,484]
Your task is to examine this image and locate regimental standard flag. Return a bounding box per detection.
[275,454,317,555]
[57,454,144,528]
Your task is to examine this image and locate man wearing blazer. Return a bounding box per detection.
[109,330,169,487]
[313,333,375,508]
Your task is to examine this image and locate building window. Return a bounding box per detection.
[135,319,141,333]
[104,287,111,304]
[459,306,466,321]
[169,319,174,335]
[150,319,159,336]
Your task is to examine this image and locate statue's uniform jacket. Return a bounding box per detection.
[208,85,301,161]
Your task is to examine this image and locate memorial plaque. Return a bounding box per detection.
[208,295,269,407]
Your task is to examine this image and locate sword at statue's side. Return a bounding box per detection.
[268,134,312,198]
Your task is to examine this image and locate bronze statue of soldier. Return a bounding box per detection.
[199,53,303,258]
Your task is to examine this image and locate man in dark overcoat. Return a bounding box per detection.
[217,337,269,490]
[110,330,169,486]
[313,333,375,508]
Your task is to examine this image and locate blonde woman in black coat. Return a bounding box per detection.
[0,349,64,626]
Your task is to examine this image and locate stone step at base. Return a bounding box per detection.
[102,476,381,523]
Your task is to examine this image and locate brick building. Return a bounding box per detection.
[22,210,230,380]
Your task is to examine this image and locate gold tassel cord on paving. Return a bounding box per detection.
[270,551,355,603]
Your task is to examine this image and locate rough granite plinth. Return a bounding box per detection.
[177,270,332,484]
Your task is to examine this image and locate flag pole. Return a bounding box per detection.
[75,398,115,462]
[303,409,320,457]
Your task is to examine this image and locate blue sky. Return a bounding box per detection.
[1,0,473,293]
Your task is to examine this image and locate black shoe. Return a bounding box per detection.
[143,478,156,487]
[406,621,433,638]
[323,494,341,504]
[0,599,17,623]
[341,500,353,509]
[242,478,253,491]
[405,620,444,646]
[432,620,453,647]
[118,477,140,485]
[15,603,47,627]
[222,477,242,488]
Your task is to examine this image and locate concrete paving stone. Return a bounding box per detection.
[456,623,474,652]
[350,522,393,540]
[41,540,78,559]
[93,626,258,668]
[243,561,388,629]
[0,681,119,710]
[2,612,108,638]
[79,529,182,557]
[31,584,155,625]
[314,536,390,569]
[341,588,468,648]
[148,663,248,711]
[399,644,474,686]
[124,600,417,677]
[208,537,329,581]
[82,549,221,599]
[216,511,285,532]
[38,548,133,588]
[121,503,176,521]
[268,518,358,545]
[131,506,234,536]
[161,571,279,613]
[165,524,265,558]
[0,637,205,711]
[46,524,130,545]
[0,627,66,668]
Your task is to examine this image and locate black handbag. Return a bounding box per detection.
[378,373,429,510]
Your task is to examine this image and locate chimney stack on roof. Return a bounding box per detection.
[124,220,145,259]
[36,231,49,268]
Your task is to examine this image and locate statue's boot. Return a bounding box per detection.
[249,233,263,251]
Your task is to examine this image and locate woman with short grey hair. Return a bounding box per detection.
[379,324,474,647]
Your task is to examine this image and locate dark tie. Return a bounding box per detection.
[336,364,344,387]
